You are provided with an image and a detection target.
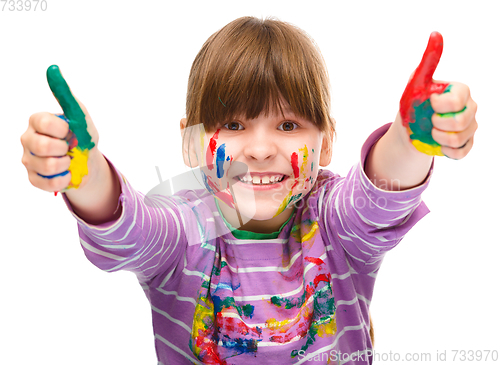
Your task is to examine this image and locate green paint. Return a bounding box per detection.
[215,296,255,318]
[436,105,467,118]
[212,258,228,276]
[271,291,307,310]
[241,304,254,318]
[312,149,314,153]
[46,65,95,150]
[409,99,440,147]
[291,326,318,358]
[443,84,453,93]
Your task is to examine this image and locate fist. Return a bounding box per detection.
[400,32,478,159]
[21,65,99,193]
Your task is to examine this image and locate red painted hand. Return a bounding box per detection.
[400,32,449,156]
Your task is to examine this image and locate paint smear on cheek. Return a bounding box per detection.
[216,144,226,178]
[273,152,300,217]
[291,152,299,178]
[299,145,308,180]
[206,129,220,170]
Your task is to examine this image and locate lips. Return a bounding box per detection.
[235,172,287,185]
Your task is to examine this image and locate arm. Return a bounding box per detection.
[365,115,433,191]
[365,32,477,191]
[64,151,123,225]
[21,66,188,283]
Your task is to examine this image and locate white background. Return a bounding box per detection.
[1,0,499,364]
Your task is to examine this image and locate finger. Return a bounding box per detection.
[432,117,478,149]
[29,112,70,139]
[405,31,444,95]
[46,65,94,150]
[23,153,71,177]
[27,169,72,192]
[430,82,471,114]
[25,132,70,157]
[441,136,474,160]
[432,96,477,132]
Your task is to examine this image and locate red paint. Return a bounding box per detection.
[291,152,299,177]
[205,174,235,207]
[305,256,324,265]
[217,316,261,337]
[313,273,331,288]
[206,129,220,170]
[54,191,58,196]
[195,328,226,364]
[400,32,449,127]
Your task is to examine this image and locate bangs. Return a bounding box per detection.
[186,17,333,133]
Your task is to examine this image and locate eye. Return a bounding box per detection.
[223,121,244,131]
[278,121,298,132]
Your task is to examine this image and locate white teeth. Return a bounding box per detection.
[238,175,285,185]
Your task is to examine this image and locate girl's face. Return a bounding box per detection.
[181,107,332,231]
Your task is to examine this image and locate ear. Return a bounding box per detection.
[180,118,199,168]
[319,121,335,167]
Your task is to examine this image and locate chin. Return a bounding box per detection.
[237,203,292,223]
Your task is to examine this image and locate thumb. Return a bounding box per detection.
[407,31,444,93]
[46,65,95,151]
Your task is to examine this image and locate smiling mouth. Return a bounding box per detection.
[236,174,287,185]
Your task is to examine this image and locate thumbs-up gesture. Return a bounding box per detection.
[21,65,99,193]
[400,32,477,159]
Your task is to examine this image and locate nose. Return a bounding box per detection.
[243,129,278,161]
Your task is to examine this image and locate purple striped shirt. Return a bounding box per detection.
[63,123,431,364]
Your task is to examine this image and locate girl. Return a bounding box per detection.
[21,16,477,364]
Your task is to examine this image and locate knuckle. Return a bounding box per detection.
[39,116,52,132]
[471,100,478,114]
[36,137,50,155]
[446,133,460,148]
[29,112,42,126]
[21,155,29,168]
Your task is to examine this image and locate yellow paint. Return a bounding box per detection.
[301,221,318,243]
[299,145,308,180]
[265,305,312,332]
[191,295,215,356]
[67,147,90,188]
[316,315,337,337]
[265,316,294,330]
[273,190,292,217]
[411,139,444,156]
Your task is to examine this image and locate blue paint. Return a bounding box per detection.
[201,171,215,195]
[38,170,70,179]
[220,338,260,353]
[216,144,226,178]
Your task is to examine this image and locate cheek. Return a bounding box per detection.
[291,145,319,189]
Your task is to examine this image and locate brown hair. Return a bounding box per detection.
[185,16,335,138]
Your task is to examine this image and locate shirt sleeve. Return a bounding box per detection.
[319,123,433,275]
[61,156,189,284]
